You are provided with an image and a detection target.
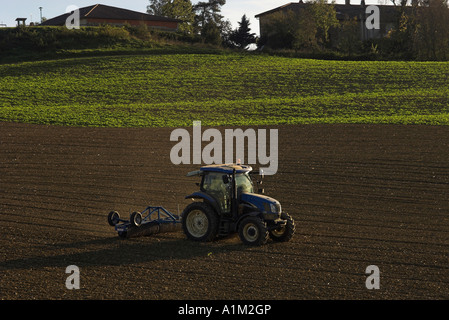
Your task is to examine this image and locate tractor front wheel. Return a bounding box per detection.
[238,216,269,246]
[269,212,296,242]
[182,202,218,242]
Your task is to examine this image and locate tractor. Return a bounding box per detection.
[182,164,295,246]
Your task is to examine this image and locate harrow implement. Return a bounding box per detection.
[107,205,181,238]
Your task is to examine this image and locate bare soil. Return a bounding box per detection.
[1,122,448,300]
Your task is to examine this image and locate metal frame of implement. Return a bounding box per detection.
[109,205,181,238]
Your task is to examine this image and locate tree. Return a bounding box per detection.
[147,0,167,15]
[293,7,318,51]
[193,0,226,33]
[147,0,195,34]
[260,10,300,49]
[191,0,229,44]
[259,1,338,51]
[413,0,449,60]
[337,16,361,56]
[220,19,233,46]
[382,10,414,58]
[228,14,257,49]
[309,0,339,46]
[202,20,222,45]
[384,0,449,60]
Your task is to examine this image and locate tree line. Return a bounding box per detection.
[148,0,449,60]
[255,0,449,60]
[147,0,256,48]
[386,0,449,60]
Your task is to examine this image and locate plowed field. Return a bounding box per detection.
[1,122,448,300]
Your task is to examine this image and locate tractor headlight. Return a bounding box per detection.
[263,202,277,213]
[262,201,281,220]
[271,202,281,213]
[263,202,281,220]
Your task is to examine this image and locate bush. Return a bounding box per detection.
[0,25,208,63]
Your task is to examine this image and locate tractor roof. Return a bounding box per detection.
[187,164,252,176]
[201,164,253,174]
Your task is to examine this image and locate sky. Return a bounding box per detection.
[1,0,385,35]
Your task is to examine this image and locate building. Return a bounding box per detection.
[15,18,27,27]
[255,0,402,42]
[41,4,181,31]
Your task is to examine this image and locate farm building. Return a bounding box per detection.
[255,0,403,42]
[41,4,181,31]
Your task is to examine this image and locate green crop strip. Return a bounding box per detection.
[1,53,448,127]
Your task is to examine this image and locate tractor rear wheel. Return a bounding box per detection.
[182,202,218,242]
[269,212,296,242]
[238,216,269,246]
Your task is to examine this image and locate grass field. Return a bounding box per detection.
[1,52,448,127]
[2,42,449,301]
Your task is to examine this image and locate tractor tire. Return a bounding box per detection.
[108,211,120,226]
[182,202,218,242]
[130,211,142,227]
[238,216,269,246]
[269,212,296,242]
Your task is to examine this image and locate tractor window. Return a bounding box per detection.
[235,173,254,194]
[202,172,231,213]
[202,172,229,193]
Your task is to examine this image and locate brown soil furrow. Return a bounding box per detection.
[1,122,448,300]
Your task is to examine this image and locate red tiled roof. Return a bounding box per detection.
[42,4,181,26]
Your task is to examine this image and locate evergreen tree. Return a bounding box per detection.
[229,14,257,49]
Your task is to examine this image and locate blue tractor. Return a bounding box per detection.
[182,164,295,246]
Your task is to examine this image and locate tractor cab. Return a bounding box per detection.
[194,164,255,215]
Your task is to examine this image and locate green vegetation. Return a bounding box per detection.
[1,52,448,127]
[0,26,210,64]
